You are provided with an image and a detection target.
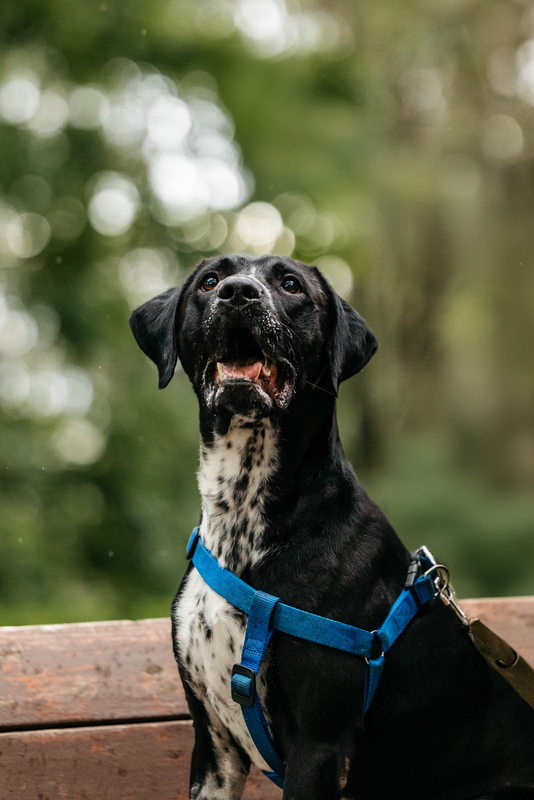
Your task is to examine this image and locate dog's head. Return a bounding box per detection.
[130,254,377,418]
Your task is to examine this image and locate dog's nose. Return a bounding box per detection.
[217,276,263,307]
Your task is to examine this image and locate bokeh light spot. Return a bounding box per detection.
[52,419,106,465]
[0,308,39,358]
[317,256,353,298]
[119,248,176,305]
[5,212,51,258]
[88,173,139,236]
[0,73,40,123]
[0,360,31,408]
[482,115,524,161]
[69,85,109,129]
[28,370,70,417]
[146,95,192,148]
[27,89,70,138]
[234,202,284,250]
[149,154,206,222]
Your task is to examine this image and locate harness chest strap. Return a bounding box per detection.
[185,529,439,787]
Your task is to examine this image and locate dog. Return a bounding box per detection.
[130,254,534,800]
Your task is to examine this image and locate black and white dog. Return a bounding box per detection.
[130,254,534,800]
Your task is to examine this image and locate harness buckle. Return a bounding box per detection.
[231,664,256,707]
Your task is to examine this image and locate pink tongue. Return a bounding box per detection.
[220,362,262,380]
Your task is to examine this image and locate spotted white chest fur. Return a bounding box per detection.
[173,415,279,771]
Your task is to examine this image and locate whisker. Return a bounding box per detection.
[303,379,337,398]
[278,319,301,345]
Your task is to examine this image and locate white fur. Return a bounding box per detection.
[173,414,279,772]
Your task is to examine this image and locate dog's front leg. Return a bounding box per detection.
[187,688,251,800]
[282,739,349,800]
[189,731,250,800]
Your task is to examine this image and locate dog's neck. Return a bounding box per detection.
[197,396,354,573]
[197,413,279,572]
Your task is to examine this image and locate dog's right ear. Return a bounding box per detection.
[129,286,185,389]
[327,293,378,391]
[313,269,378,394]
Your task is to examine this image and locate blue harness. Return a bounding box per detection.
[186,528,441,789]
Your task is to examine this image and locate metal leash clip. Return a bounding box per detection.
[418,549,534,711]
[423,563,470,627]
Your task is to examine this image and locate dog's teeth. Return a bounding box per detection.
[216,361,263,381]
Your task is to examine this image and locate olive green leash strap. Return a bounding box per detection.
[468,618,534,712]
[425,561,534,713]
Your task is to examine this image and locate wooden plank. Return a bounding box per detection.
[462,597,534,667]
[1,599,532,732]
[0,600,532,800]
[0,618,187,730]
[0,720,281,800]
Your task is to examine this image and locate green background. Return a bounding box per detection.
[1,0,533,625]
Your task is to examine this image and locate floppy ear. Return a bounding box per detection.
[324,282,378,393]
[129,286,185,389]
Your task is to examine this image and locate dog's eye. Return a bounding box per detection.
[281,276,302,294]
[200,274,219,292]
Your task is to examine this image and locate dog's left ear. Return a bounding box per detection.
[321,278,378,392]
[129,285,186,389]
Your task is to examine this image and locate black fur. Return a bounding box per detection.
[131,254,534,800]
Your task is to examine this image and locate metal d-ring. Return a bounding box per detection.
[424,563,470,627]
[364,630,385,665]
[423,563,451,593]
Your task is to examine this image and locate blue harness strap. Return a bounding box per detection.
[361,576,437,715]
[232,591,286,787]
[187,528,376,657]
[186,527,439,788]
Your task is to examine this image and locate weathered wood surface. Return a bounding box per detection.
[1,720,192,800]
[0,598,532,799]
[1,599,532,731]
[0,720,280,800]
[0,618,186,729]
[0,617,281,798]
[462,597,534,666]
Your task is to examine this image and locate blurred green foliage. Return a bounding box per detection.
[0,0,533,624]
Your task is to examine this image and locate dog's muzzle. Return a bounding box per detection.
[201,276,295,413]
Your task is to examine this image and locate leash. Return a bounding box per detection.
[422,562,534,713]
[186,529,440,787]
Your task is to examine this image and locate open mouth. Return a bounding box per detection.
[217,359,277,388]
[210,327,293,409]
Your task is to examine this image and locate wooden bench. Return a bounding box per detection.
[1,598,533,799]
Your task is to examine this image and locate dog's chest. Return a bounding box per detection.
[173,416,278,767]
